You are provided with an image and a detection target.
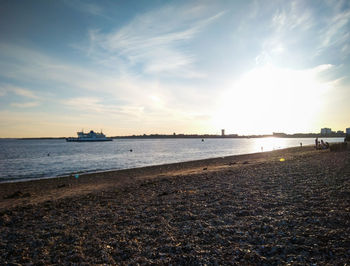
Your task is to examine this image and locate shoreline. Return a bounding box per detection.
[1,135,346,140]
[0,145,311,184]
[1,138,344,184]
[0,145,316,209]
[2,140,332,185]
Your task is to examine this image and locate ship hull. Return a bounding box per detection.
[66,138,113,142]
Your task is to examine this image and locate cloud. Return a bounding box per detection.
[0,44,125,96]
[0,84,40,99]
[0,44,142,96]
[0,84,42,108]
[246,1,316,68]
[0,88,6,97]
[0,42,217,118]
[12,87,39,99]
[10,101,40,108]
[86,4,225,77]
[254,0,350,67]
[61,87,214,133]
[318,9,350,54]
[272,1,314,32]
[63,97,144,118]
[64,0,105,17]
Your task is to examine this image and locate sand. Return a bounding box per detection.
[0,146,349,264]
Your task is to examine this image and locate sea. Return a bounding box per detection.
[0,137,343,183]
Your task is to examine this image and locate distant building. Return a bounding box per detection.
[321,128,332,135]
[346,128,350,135]
[337,130,344,134]
[221,129,225,136]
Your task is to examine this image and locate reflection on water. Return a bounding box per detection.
[251,137,300,152]
[0,137,343,182]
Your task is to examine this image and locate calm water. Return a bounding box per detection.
[0,137,343,182]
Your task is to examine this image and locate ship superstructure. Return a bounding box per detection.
[66,130,113,142]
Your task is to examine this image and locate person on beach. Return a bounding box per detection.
[317,140,329,149]
[325,142,330,149]
[320,140,330,149]
[321,140,325,149]
[345,134,350,142]
[315,138,318,149]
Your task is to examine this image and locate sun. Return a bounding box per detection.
[212,64,332,135]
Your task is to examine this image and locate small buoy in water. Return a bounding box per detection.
[279,158,285,162]
[47,153,50,156]
[130,149,133,152]
[74,174,79,179]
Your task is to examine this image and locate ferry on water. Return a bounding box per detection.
[66,130,113,142]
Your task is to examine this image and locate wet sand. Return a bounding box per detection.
[1,146,349,264]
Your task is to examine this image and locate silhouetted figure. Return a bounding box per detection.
[202,139,204,142]
[300,142,302,147]
[320,140,330,149]
[315,137,318,149]
[345,134,350,142]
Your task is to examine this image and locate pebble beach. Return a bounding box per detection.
[1,146,349,264]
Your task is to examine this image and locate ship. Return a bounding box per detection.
[66,130,113,142]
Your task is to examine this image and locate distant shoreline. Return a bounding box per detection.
[1,134,346,140]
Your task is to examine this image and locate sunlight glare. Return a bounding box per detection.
[250,137,287,152]
[212,64,332,134]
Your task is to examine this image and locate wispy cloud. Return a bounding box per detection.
[318,9,350,54]
[254,0,350,67]
[244,1,316,68]
[10,101,40,108]
[64,0,105,17]
[64,97,144,118]
[0,38,219,119]
[0,84,42,108]
[272,0,314,32]
[12,87,39,99]
[0,84,40,99]
[86,4,225,77]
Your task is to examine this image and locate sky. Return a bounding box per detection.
[0,0,349,137]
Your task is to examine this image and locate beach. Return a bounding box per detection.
[0,146,349,264]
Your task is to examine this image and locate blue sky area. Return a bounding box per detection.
[0,0,349,137]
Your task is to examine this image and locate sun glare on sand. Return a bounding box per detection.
[213,64,332,134]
